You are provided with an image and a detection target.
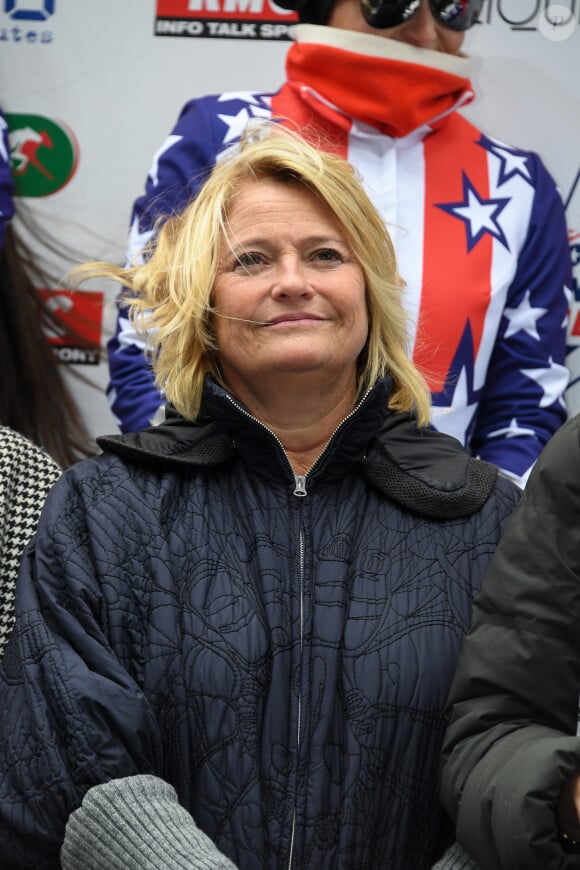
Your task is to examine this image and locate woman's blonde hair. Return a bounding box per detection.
[71,123,431,424]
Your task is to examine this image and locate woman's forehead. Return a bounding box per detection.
[223,177,346,239]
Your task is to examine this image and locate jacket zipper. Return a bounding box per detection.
[290,387,372,497]
[287,526,305,870]
[225,387,371,499]
[225,389,371,868]
[293,475,307,497]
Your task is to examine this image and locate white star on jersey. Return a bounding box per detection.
[431,367,478,444]
[488,141,532,182]
[127,215,154,266]
[521,356,570,408]
[455,189,506,244]
[217,104,272,144]
[148,135,181,188]
[503,290,547,340]
[487,418,536,439]
[218,92,271,106]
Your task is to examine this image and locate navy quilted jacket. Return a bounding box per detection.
[0,378,520,869]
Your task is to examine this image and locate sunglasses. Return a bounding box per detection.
[360,0,483,31]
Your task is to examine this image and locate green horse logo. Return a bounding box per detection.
[6,113,78,196]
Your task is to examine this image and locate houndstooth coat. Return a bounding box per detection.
[0,426,61,654]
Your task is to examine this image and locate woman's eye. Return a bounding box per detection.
[235,252,264,269]
[313,248,342,263]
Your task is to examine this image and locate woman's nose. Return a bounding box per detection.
[271,256,315,299]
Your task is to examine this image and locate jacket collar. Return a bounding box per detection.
[363,412,500,519]
[97,375,390,482]
[286,24,474,139]
[200,376,390,487]
[98,375,500,519]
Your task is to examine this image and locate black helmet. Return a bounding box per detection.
[275,0,335,24]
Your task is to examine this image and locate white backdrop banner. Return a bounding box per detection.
[1,0,579,438]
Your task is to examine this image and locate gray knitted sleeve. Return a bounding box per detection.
[431,841,480,870]
[61,775,238,870]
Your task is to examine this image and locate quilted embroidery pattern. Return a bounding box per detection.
[0,449,516,869]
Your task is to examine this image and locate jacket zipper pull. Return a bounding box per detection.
[293,475,307,497]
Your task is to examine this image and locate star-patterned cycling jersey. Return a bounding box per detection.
[108,25,571,487]
[0,110,16,251]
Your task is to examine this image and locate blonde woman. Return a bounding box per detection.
[108,0,570,492]
[0,128,517,870]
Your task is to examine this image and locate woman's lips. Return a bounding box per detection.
[264,313,324,326]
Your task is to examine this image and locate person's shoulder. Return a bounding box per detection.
[41,450,120,503]
[96,416,233,470]
[0,425,56,459]
[176,87,276,120]
[540,414,580,458]
[475,127,555,186]
[0,426,61,480]
[526,415,580,494]
[364,416,520,521]
[31,448,147,537]
[451,114,553,178]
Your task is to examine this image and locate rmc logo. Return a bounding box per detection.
[4,0,55,20]
[155,0,297,39]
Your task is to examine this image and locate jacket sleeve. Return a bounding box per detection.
[440,414,580,869]
[0,470,164,869]
[106,96,223,433]
[431,841,479,870]
[469,154,571,487]
[61,775,239,870]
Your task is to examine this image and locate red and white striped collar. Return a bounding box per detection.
[286,24,474,138]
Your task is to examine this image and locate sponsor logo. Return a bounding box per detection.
[6,112,78,197]
[155,0,298,40]
[38,289,103,365]
[1,0,56,43]
[4,0,55,20]
[476,0,578,37]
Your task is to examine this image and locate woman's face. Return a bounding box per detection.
[327,0,465,54]
[213,178,368,396]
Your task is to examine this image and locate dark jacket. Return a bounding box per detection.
[0,377,519,869]
[441,413,580,869]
